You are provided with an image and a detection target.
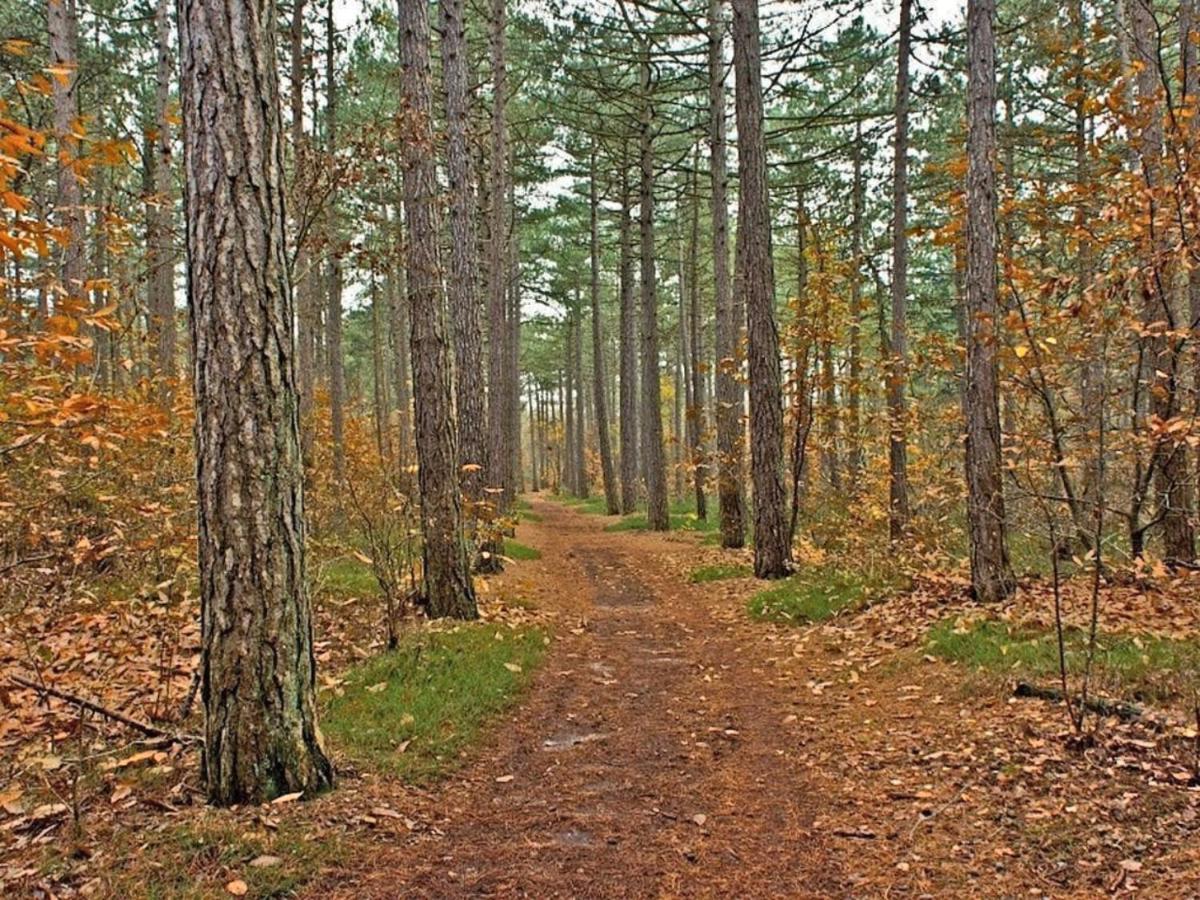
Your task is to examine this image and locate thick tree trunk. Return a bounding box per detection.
[179,0,334,805]
[709,0,746,548]
[639,57,669,531]
[397,0,478,619]
[888,0,912,540]
[618,160,640,513]
[732,0,790,578]
[964,0,1015,601]
[49,0,85,320]
[442,0,488,507]
[591,157,620,513]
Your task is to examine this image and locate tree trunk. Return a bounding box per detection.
[370,275,391,461]
[687,162,707,520]
[1132,0,1193,562]
[888,0,912,540]
[290,0,316,464]
[964,0,1015,601]
[49,0,85,322]
[179,0,334,805]
[442,0,488,507]
[732,0,789,577]
[847,122,864,482]
[618,157,640,513]
[397,0,478,618]
[573,294,587,497]
[564,332,576,493]
[147,0,176,382]
[709,0,746,547]
[591,155,620,513]
[639,57,669,531]
[486,0,511,509]
[325,0,346,486]
[387,209,413,475]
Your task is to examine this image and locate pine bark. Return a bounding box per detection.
[639,57,669,531]
[179,0,333,805]
[964,0,1015,601]
[486,0,512,509]
[442,0,488,505]
[397,0,478,618]
[325,0,346,485]
[887,0,912,539]
[49,0,85,317]
[1132,0,1193,561]
[687,166,707,520]
[591,157,620,513]
[709,0,747,548]
[148,0,176,381]
[290,0,315,464]
[618,160,640,513]
[732,0,790,577]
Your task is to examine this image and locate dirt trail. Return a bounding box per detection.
[318,497,841,898]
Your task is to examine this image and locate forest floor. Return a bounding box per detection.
[6,495,1200,897]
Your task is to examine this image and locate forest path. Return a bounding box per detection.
[319,495,841,898]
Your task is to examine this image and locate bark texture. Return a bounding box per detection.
[486,0,512,508]
[398,0,478,618]
[49,0,85,315]
[148,0,176,380]
[179,0,333,805]
[964,0,1015,601]
[618,161,640,513]
[887,0,912,539]
[709,0,747,548]
[442,0,488,504]
[591,158,620,514]
[638,57,669,532]
[732,0,790,578]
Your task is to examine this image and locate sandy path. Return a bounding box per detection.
[317,496,840,898]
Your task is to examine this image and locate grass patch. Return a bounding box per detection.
[606,499,719,534]
[323,624,547,781]
[690,563,752,583]
[319,556,379,598]
[926,618,1200,704]
[748,568,904,624]
[514,496,543,522]
[504,540,541,561]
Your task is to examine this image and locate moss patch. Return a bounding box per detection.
[689,563,752,583]
[926,618,1200,704]
[748,568,903,625]
[323,624,547,781]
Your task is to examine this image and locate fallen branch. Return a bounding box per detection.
[1013,681,1166,731]
[10,675,200,745]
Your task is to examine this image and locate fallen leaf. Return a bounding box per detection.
[225,879,248,895]
[271,791,303,805]
[250,855,282,868]
[495,774,514,783]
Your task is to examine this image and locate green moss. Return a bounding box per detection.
[605,499,718,534]
[319,556,379,598]
[323,624,547,781]
[689,563,752,583]
[748,568,903,624]
[504,540,542,561]
[926,618,1200,703]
